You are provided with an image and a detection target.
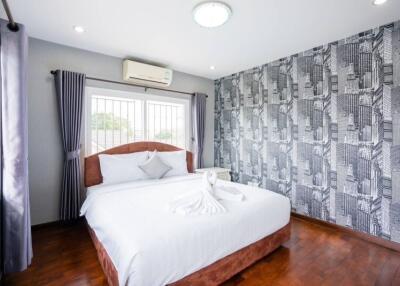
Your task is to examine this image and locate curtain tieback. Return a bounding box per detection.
[66,149,81,160]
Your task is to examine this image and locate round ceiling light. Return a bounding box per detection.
[73,25,85,33]
[193,2,232,28]
[372,0,387,5]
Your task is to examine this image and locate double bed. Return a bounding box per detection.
[82,142,291,286]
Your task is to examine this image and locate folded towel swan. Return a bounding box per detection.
[215,186,245,202]
[203,170,217,195]
[169,171,245,216]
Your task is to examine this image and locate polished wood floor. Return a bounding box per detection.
[5,217,400,286]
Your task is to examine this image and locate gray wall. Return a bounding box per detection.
[28,38,215,225]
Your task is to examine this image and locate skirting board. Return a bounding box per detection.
[31,218,83,230]
[291,212,400,253]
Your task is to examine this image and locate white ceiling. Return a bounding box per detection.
[2,0,400,79]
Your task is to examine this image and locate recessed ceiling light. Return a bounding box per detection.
[73,25,85,33]
[372,0,387,5]
[210,65,215,70]
[193,2,232,28]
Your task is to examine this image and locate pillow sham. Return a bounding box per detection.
[151,150,188,177]
[99,151,149,185]
[138,151,172,179]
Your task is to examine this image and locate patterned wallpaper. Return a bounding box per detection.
[214,20,400,242]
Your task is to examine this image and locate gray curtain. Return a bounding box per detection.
[0,19,32,273]
[192,93,207,168]
[54,70,86,221]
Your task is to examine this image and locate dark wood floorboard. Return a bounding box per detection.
[5,217,400,286]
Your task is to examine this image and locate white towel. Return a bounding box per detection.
[169,171,226,216]
[168,170,245,216]
[169,188,226,216]
[204,170,245,202]
[215,186,245,202]
[202,171,217,195]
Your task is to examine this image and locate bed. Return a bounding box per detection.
[82,142,291,286]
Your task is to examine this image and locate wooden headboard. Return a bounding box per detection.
[84,141,194,188]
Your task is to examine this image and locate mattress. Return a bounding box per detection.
[81,174,291,286]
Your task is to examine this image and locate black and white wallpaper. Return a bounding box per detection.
[214,20,400,242]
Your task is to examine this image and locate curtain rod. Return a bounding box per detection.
[50,70,207,98]
[1,0,18,31]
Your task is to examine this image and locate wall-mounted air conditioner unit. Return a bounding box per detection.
[122,59,173,87]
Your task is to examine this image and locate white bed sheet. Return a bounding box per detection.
[81,174,290,286]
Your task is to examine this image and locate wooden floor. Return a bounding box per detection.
[5,217,400,286]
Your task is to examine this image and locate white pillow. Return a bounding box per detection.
[153,150,188,177]
[99,151,149,185]
[138,151,172,179]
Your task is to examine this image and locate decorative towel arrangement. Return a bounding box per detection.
[203,170,218,195]
[215,186,245,202]
[169,171,245,216]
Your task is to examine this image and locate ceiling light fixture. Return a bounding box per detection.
[193,1,232,28]
[210,65,215,70]
[372,0,387,5]
[73,25,85,33]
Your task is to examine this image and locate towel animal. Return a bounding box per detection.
[169,170,245,216]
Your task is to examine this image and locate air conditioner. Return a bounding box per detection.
[123,60,173,87]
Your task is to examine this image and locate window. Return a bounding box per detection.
[85,87,190,155]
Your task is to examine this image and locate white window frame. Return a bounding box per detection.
[84,87,191,155]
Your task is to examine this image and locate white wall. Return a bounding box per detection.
[28,38,215,225]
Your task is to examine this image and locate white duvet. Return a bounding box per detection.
[81,174,290,286]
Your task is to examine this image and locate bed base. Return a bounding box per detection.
[87,225,119,286]
[87,222,291,286]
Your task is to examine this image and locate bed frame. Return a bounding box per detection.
[84,141,291,286]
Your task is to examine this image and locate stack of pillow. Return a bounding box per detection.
[98,150,188,185]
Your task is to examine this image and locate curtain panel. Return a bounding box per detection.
[192,93,207,168]
[0,19,32,273]
[54,70,86,221]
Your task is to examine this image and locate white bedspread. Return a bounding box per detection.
[81,174,290,286]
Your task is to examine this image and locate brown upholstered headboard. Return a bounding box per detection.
[84,141,194,188]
